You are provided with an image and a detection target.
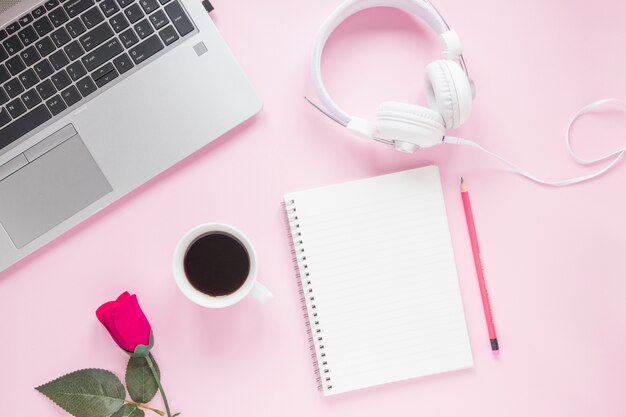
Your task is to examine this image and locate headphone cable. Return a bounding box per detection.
[443,98,626,186]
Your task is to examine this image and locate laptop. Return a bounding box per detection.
[0,0,261,272]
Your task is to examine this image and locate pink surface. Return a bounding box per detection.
[2,0,626,415]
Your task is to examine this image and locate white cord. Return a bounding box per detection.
[443,98,626,186]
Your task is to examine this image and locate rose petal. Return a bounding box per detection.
[113,294,151,352]
[116,292,130,302]
[96,300,127,350]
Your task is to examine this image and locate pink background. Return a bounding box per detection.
[2,0,626,415]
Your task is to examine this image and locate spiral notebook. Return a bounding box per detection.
[283,166,473,396]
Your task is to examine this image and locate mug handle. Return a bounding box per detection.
[250,281,273,304]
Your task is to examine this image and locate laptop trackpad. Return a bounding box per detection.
[0,132,112,248]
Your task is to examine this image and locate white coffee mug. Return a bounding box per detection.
[173,223,272,308]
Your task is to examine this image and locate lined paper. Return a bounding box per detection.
[284,166,473,396]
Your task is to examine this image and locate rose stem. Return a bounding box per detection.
[124,401,166,416]
[146,353,174,417]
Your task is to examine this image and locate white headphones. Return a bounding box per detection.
[309,0,626,186]
[311,0,474,153]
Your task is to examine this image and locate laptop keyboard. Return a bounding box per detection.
[0,0,196,152]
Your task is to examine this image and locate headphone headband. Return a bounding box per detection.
[309,2,626,187]
[311,0,462,127]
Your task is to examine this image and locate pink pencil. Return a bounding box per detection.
[460,178,500,357]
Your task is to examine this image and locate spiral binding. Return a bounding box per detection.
[283,199,333,392]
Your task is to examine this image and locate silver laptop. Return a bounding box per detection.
[0,0,261,271]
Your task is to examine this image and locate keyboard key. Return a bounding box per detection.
[34,59,55,79]
[139,0,159,14]
[49,49,70,69]
[64,40,85,60]
[4,78,25,98]
[20,45,40,66]
[45,1,60,11]
[76,75,96,97]
[3,35,24,55]
[109,12,129,32]
[119,28,138,48]
[37,79,57,100]
[49,7,70,27]
[0,30,6,42]
[46,94,67,115]
[51,27,71,47]
[19,68,39,89]
[117,0,135,8]
[34,16,55,37]
[100,0,120,17]
[149,10,169,30]
[82,38,122,71]
[0,45,8,62]
[134,19,153,39]
[51,69,71,90]
[35,37,56,56]
[21,88,43,109]
[6,55,26,76]
[112,52,133,74]
[32,6,48,20]
[129,34,162,65]
[18,26,39,46]
[6,97,27,118]
[93,67,118,87]
[92,61,113,79]
[6,22,21,35]
[18,13,34,27]
[66,60,87,80]
[82,7,105,29]
[79,22,113,51]
[66,18,87,38]
[0,108,10,128]
[165,1,193,37]
[61,85,81,106]
[0,65,11,84]
[64,0,95,18]
[158,25,177,46]
[0,104,52,150]
[0,87,9,105]
[124,4,144,24]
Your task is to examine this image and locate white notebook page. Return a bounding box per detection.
[284,166,473,396]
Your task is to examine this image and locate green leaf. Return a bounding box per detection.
[126,354,160,403]
[35,368,125,417]
[111,405,145,417]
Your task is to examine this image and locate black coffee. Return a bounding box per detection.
[183,233,250,296]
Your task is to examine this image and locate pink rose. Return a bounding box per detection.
[96,292,152,353]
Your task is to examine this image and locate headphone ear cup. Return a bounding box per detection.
[377,102,445,149]
[424,60,472,129]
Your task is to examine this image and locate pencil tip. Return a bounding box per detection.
[460,177,468,192]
